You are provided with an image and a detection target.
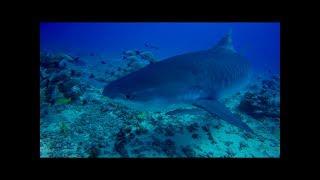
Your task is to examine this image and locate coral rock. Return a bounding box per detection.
[186,122,199,133]
[181,145,196,157]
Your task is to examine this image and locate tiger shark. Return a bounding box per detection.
[103,32,253,133]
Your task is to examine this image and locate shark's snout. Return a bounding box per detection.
[103,84,119,98]
[103,83,129,99]
[102,88,113,98]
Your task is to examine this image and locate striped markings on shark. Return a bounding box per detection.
[103,31,254,134]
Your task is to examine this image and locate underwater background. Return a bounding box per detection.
[40,22,280,158]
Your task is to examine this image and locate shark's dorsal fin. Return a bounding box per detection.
[211,30,236,52]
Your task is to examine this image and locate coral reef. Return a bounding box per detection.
[181,145,196,157]
[40,52,280,158]
[139,51,157,64]
[121,49,158,73]
[40,53,87,105]
[238,75,280,119]
[161,139,177,157]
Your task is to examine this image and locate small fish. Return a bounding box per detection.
[144,42,159,50]
[135,50,142,55]
[73,56,80,61]
[89,73,95,79]
[72,57,86,66]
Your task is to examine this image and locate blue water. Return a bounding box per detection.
[40,23,280,74]
[40,23,280,158]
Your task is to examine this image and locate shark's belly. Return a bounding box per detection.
[126,82,209,103]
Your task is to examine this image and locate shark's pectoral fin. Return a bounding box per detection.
[192,99,254,134]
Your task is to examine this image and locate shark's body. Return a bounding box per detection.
[103,32,253,133]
